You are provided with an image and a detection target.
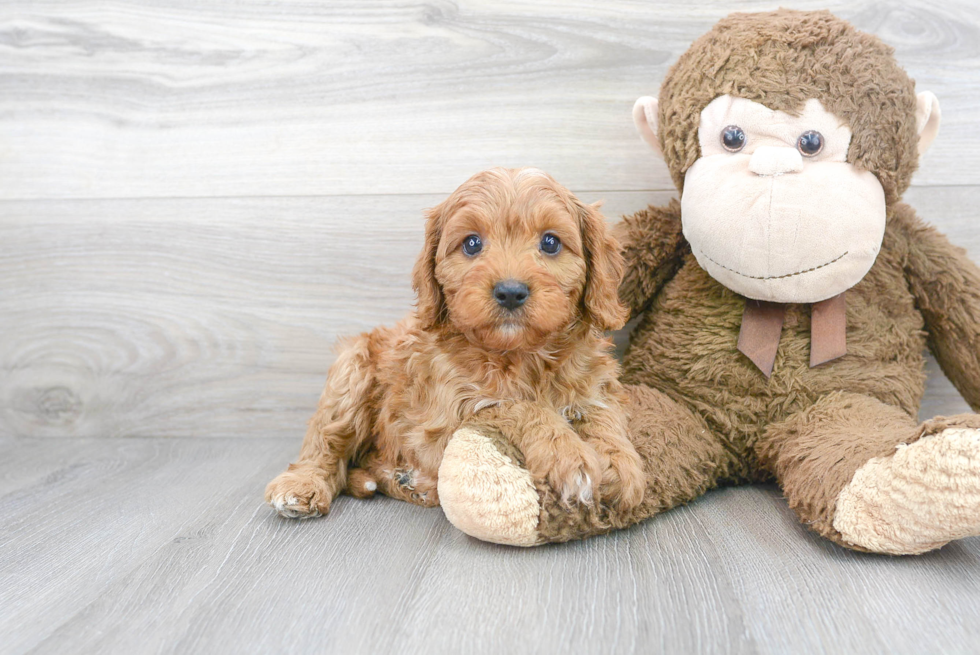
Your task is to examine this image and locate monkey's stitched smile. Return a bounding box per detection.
[699,250,849,281]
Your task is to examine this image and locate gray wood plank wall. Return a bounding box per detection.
[2,0,979,439]
[2,2,980,654]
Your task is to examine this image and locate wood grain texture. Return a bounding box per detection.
[1,187,976,438]
[1,438,977,655]
[0,191,672,438]
[0,0,978,199]
[2,3,980,653]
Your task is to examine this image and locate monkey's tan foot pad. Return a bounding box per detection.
[438,427,544,547]
[834,427,980,554]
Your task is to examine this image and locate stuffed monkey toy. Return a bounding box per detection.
[435,9,980,554]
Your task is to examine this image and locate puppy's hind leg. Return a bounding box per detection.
[346,448,383,499]
[266,334,378,519]
[349,450,440,507]
[346,468,380,499]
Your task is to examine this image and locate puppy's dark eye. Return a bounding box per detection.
[461,234,482,256]
[797,130,823,156]
[539,233,561,255]
[721,125,746,152]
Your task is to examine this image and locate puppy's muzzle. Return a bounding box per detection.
[493,280,529,311]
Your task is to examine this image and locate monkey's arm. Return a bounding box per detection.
[898,203,980,411]
[614,199,688,319]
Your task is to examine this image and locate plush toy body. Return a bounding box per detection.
[436,10,980,554]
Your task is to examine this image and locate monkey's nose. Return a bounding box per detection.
[748,146,804,176]
[493,280,529,310]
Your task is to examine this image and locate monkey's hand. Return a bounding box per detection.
[899,203,980,411]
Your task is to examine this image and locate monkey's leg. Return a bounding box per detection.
[757,392,980,554]
[437,384,738,546]
[265,334,377,518]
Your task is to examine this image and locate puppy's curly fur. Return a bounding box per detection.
[265,168,644,518]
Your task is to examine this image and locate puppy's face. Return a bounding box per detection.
[413,168,626,351]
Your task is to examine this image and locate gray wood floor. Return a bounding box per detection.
[2,1,980,653]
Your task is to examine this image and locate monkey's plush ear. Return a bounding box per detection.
[915,91,941,157]
[412,204,446,329]
[632,96,662,156]
[578,200,629,332]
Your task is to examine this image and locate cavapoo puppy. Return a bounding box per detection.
[265,167,644,518]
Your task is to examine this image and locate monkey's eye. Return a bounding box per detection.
[721,125,746,152]
[462,234,483,256]
[797,131,824,157]
[539,233,561,255]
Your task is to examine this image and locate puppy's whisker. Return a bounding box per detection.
[474,398,502,412]
[536,346,558,362]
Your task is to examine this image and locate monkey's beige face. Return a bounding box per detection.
[433,174,588,351]
[681,95,887,303]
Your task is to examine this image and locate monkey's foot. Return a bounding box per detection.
[437,427,543,546]
[834,426,980,554]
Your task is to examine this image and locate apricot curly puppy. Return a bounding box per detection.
[266,168,644,518]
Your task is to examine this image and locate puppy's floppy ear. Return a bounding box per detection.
[412,201,447,329]
[577,199,628,331]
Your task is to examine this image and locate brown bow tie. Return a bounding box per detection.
[737,293,847,378]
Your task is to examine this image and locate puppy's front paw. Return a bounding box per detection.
[265,464,336,519]
[525,435,603,506]
[601,448,646,510]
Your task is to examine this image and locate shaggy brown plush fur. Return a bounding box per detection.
[265,168,645,518]
[442,10,980,551]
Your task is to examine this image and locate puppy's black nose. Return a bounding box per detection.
[493,280,529,310]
